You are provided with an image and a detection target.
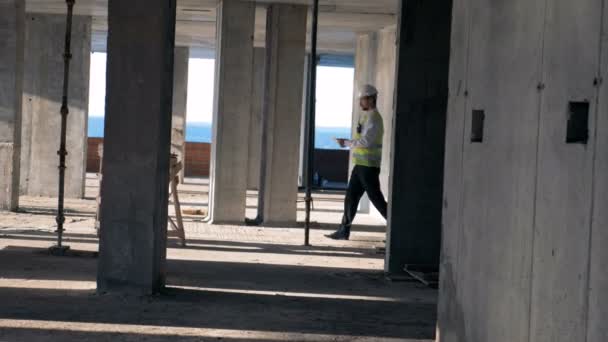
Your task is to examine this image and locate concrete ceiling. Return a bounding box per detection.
[25,0,398,54]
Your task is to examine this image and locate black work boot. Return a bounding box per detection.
[325,226,351,240]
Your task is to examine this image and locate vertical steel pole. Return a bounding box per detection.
[304,0,319,246]
[52,0,75,254]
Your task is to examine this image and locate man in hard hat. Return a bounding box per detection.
[327,84,387,240]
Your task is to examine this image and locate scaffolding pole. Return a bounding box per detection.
[303,0,319,246]
[51,0,75,255]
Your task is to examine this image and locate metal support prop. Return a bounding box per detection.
[51,0,75,255]
[303,0,319,246]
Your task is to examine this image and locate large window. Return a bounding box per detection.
[87,54,355,149]
[184,58,215,143]
[88,52,106,138]
[315,65,354,149]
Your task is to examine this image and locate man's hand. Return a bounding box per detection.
[335,138,348,148]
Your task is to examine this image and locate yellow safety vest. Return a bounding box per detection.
[352,109,384,168]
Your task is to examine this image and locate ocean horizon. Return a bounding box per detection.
[88,116,350,150]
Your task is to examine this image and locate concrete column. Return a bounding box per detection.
[97,0,176,294]
[357,26,398,220]
[247,47,265,190]
[19,13,91,199]
[257,4,307,225]
[298,53,311,188]
[209,0,255,223]
[352,33,377,104]
[374,26,397,203]
[0,0,25,211]
[384,0,451,273]
[350,33,378,214]
[171,47,189,183]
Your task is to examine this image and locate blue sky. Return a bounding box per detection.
[88,52,354,128]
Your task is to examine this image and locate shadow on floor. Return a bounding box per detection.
[1,328,266,342]
[238,221,387,234]
[16,207,96,218]
[0,231,383,259]
[171,201,209,207]
[167,238,385,259]
[175,189,210,196]
[0,327,430,342]
[297,207,345,214]
[0,245,399,296]
[244,204,344,214]
[0,246,436,340]
[307,222,387,234]
[0,287,436,340]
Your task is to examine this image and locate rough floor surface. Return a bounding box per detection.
[0,174,437,341]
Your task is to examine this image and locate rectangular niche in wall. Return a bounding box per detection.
[566,101,589,144]
[471,109,485,143]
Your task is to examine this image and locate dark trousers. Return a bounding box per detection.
[341,165,388,229]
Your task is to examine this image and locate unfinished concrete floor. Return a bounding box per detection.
[0,174,437,341]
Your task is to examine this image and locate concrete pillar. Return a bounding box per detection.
[350,33,378,214]
[97,0,176,294]
[356,26,398,220]
[247,47,265,190]
[20,13,91,199]
[384,0,451,273]
[209,0,255,223]
[257,4,307,225]
[298,53,311,188]
[0,0,25,211]
[171,47,189,183]
[374,26,397,202]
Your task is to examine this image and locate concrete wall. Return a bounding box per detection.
[0,0,25,211]
[88,137,349,183]
[439,0,608,341]
[20,13,91,198]
[184,142,211,178]
[590,12,608,338]
[87,138,212,178]
[530,1,601,340]
[86,137,103,173]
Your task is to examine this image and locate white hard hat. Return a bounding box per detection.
[358,84,378,98]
